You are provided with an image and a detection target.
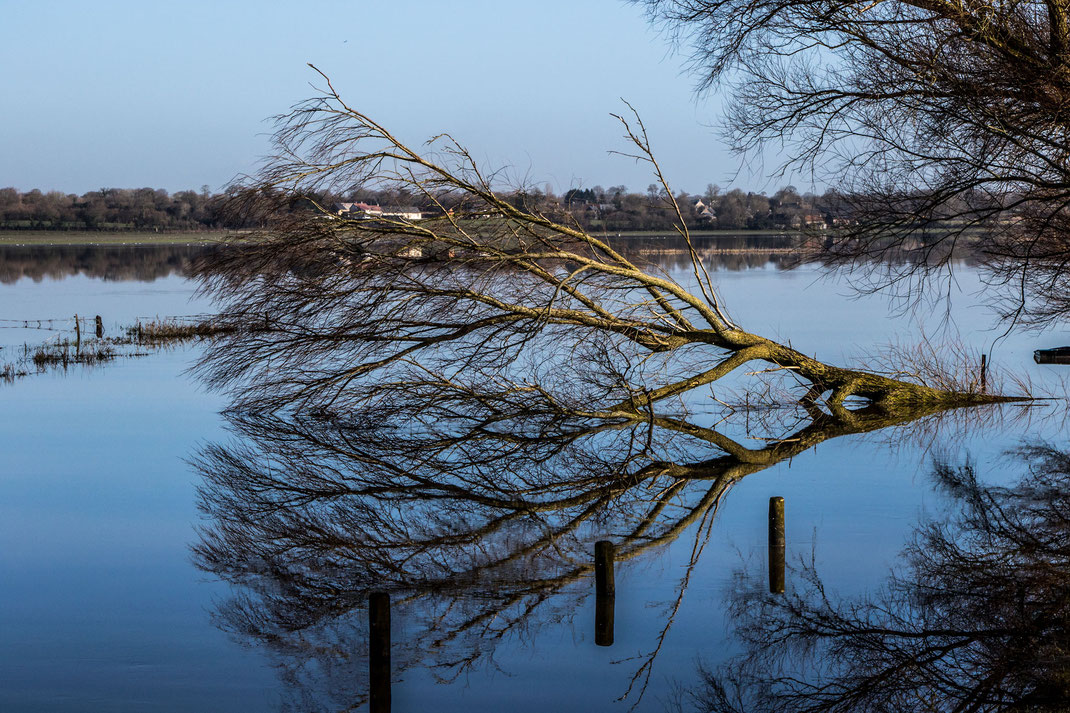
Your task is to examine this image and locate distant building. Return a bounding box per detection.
[380,206,423,221]
[331,202,422,221]
[694,199,716,222]
[790,213,827,229]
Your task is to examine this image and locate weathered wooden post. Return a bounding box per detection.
[596,592,615,647]
[369,591,390,713]
[980,354,987,394]
[73,314,81,355]
[595,540,615,597]
[595,540,615,646]
[95,315,103,339]
[768,496,785,594]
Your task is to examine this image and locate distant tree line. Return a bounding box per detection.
[555,184,840,231]
[0,184,849,232]
[303,183,853,232]
[0,187,227,231]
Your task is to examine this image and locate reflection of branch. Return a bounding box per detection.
[616,493,723,709]
[192,373,992,710]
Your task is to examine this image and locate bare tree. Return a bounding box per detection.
[638,0,1070,327]
[185,72,1042,709]
[195,69,1015,420]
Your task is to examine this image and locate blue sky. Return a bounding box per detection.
[1,1,787,195]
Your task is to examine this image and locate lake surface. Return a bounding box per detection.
[1,245,1067,712]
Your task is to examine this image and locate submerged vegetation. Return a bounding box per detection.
[29,341,117,368]
[0,338,123,383]
[127,318,238,344]
[0,315,237,385]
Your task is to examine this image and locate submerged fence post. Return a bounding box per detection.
[595,540,615,597]
[95,315,103,339]
[768,496,785,594]
[73,314,80,355]
[596,592,615,647]
[595,540,616,647]
[980,354,988,394]
[369,591,390,713]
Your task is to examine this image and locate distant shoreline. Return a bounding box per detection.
[0,230,237,246]
[607,229,798,238]
[0,228,802,247]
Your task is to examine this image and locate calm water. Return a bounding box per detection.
[1,245,1067,712]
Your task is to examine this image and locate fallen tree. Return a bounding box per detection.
[196,69,1020,418]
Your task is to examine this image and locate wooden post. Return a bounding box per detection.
[980,354,987,394]
[369,591,390,713]
[595,593,615,647]
[594,540,616,646]
[768,496,785,594]
[595,540,615,597]
[95,315,103,339]
[73,314,80,355]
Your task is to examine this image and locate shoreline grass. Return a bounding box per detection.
[129,318,238,342]
[0,230,240,246]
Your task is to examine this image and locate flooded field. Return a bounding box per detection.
[1,245,1067,712]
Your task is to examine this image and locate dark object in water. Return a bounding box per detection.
[1034,347,1070,364]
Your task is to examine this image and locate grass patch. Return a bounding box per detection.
[30,342,117,367]
[0,362,24,382]
[1,314,256,387]
[128,318,238,343]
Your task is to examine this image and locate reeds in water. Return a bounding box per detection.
[128,318,236,343]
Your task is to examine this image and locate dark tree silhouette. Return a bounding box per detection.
[640,0,1070,326]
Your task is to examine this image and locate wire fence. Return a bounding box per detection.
[0,313,218,330]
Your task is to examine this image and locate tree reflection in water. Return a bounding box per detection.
[685,444,1070,713]
[191,375,978,711]
[0,245,213,283]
